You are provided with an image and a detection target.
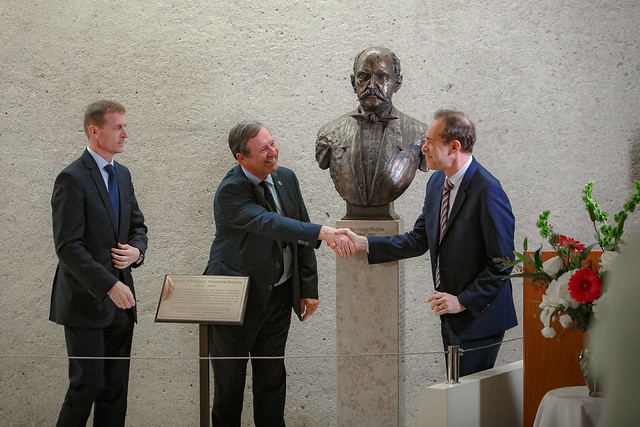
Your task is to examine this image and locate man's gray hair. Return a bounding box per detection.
[228,121,264,159]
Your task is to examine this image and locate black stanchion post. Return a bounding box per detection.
[199,324,210,427]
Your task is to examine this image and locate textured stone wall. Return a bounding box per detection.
[1,0,638,425]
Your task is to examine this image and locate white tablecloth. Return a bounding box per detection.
[533,386,605,427]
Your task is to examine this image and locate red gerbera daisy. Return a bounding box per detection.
[568,268,602,303]
[556,234,586,252]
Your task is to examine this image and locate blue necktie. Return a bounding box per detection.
[104,164,119,221]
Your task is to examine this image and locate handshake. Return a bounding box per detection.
[318,226,367,257]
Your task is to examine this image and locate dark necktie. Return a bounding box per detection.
[259,180,285,279]
[104,164,119,221]
[435,178,454,289]
[259,181,278,213]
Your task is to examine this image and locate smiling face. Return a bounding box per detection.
[237,126,279,180]
[88,112,128,162]
[422,119,454,173]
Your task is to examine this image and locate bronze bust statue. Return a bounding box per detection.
[315,46,427,219]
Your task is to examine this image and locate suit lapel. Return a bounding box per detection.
[270,171,293,217]
[370,117,402,198]
[114,162,128,240]
[348,118,369,204]
[83,151,119,238]
[426,171,445,251]
[234,166,270,212]
[444,158,478,238]
[235,165,285,215]
[254,185,271,212]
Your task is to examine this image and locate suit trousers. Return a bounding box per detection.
[440,319,504,377]
[56,308,135,427]
[209,278,293,427]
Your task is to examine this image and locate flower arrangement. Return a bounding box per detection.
[503,180,640,338]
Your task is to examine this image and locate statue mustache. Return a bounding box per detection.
[358,88,391,102]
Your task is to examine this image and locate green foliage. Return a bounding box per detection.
[583,180,640,251]
[536,210,552,238]
[498,180,640,337]
[498,179,640,284]
[498,237,553,282]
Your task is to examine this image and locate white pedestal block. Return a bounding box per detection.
[336,219,405,427]
[416,361,523,427]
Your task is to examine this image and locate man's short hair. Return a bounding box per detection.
[353,47,401,79]
[83,100,126,138]
[228,121,264,159]
[434,109,476,153]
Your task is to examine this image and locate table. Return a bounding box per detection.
[533,386,605,427]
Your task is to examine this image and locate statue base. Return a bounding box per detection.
[343,202,399,220]
[336,218,405,426]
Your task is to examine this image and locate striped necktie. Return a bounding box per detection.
[435,178,454,288]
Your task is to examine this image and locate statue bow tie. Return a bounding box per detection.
[351,112,399,123]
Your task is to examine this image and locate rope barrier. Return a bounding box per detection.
[0,336,522,361]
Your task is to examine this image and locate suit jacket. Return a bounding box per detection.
[316,106,427,206]
[204,165,321,321]
[368,158,517,340]
[50,149,148,328]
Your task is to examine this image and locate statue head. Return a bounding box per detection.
[351,46,403,115]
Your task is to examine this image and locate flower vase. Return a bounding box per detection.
[579,335,602,397]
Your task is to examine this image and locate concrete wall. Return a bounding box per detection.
[1,0,638,425]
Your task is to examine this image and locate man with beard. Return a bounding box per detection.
[315,46,427,218]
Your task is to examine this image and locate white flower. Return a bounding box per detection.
[538,270,583,338]
[538,304,557,338]
[542,256,564,277]
[541,327,556,338]
[559,314,573,329]
[544,270,580,309]
[599,251,619,271]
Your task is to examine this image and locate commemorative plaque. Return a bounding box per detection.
[155,274,249,324]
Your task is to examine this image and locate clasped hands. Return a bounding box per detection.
[107,243,140,309]
[319,226,367,257]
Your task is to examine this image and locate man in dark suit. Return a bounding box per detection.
[340,110,517,376]
[50,100,148,426]
[204,121,352,426]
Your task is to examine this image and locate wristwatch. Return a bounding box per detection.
[136,250,145,265]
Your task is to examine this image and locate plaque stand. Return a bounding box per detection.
[199,325,210,427]
[336,218,405,427]
[154,274,250,427]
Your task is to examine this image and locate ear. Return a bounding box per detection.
[236,152,245,165]
[88,124,99,138]
[350,74,356,93]
[394,74,403,93]
[449,139,462,154]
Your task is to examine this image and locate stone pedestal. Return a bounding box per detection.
[336,219,405,427]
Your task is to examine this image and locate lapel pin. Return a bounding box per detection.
[278,180,282,186]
